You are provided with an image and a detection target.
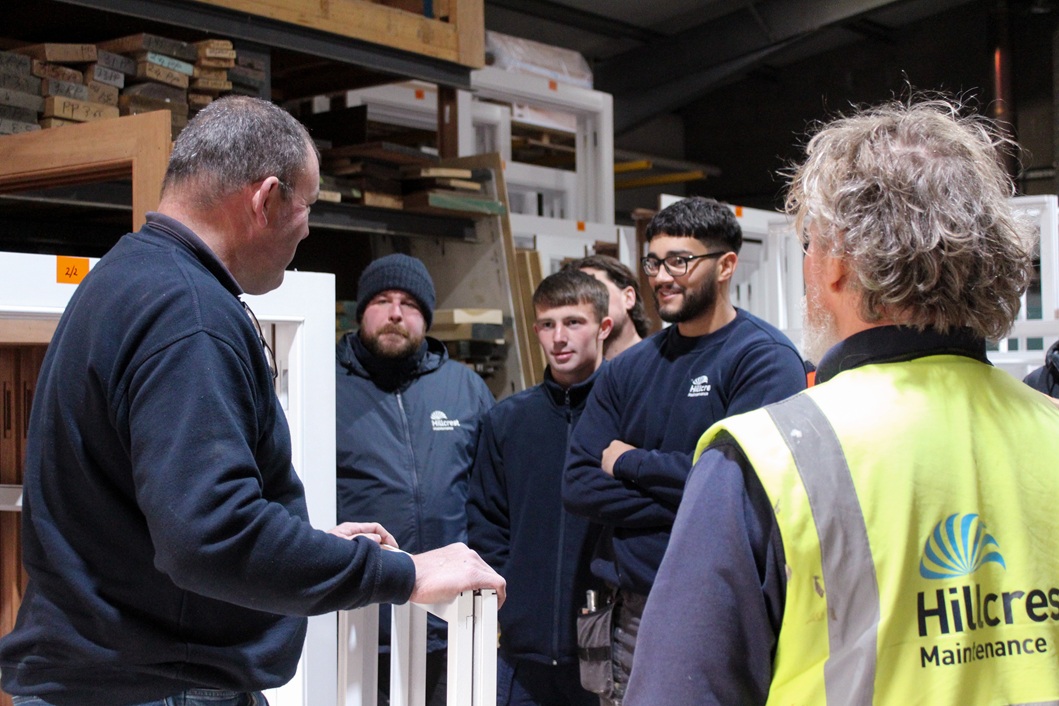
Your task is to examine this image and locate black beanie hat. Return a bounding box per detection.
[355,253,436,329]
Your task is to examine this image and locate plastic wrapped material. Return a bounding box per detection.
[486,30,593,89]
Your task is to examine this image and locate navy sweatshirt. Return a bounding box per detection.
[562,309,805,595]
[467,367,605,665]
[0,214,415,706]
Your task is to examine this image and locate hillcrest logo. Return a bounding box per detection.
[430,410,461,432]
[688,374,712,398]
[912,512,1057,669]
[919,513,1005,580]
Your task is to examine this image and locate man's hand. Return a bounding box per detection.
[329,522,399,549]
[602,439,636,476]
[410,543,507,608]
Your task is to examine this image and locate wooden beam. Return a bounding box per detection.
[614,159,652,174]
[0,110,171,229]
[437,85,459,159]
[191,0,482,68]
[616,169,707,190]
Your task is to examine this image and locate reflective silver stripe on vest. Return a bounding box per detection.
[766,394,880,706]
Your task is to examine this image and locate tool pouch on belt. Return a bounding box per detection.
[576,601,614,695]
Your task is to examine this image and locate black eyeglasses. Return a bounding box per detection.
[242,301,278,382]
[641,251,728,277]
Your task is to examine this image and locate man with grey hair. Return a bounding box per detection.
[626,99,1059,704]
[0,96,503,706]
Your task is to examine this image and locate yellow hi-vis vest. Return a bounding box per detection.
[695,354,1059,706]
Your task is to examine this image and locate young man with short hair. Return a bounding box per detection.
[468,269,613,706]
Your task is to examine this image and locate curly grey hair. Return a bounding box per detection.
[785,99,1034,341]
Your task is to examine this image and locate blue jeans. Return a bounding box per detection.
[12,689,268,706]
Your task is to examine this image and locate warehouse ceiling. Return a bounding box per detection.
[484,0,1025,135]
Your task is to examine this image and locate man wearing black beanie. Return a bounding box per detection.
[336,253,495,705]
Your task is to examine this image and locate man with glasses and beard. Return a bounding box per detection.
[563,196,806,705]
[336,253,495,706]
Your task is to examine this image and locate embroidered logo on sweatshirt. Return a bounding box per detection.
[430,410,461,431]
[687,374,712,398]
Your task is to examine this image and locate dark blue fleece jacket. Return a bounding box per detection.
[336,330,494,652]
[563,309,806,595]
[467,367,604,664]
[0,214,415,706]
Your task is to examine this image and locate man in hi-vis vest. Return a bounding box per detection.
[626,99,1059,706]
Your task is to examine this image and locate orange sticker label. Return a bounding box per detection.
[549,80,558,91]
[56,256,89,284]
[735,205,744,217]
[577,221,586,231]
[415,88,425,100]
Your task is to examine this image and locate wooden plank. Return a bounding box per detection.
[403,189,505,217]
[401,165,473,179]
[0,106,37,123]
[515,249,547,384]
[0,51,32,75]
[132,52,196,77]
[0,69,42,96]
[38,117,79,129]
[86,81,120,107]
[0,110,172,229]
[119,93,189,118]
[0,89,44,113]
[13,43,97,64]
[43,96,120,122]
[40,77,89,102]
[97,33,198,63]
[324,141,436,166]
[86,59,130,86]
[0,119,40,136]
[430,322,505,341]
[132,62,190,90]
[616,170,706,190]
[30,60,82,84]
[433,308,503,325]
[190,0,477,66]
[0,348,19,645]
[437,84,458,159]
[95,50,137,76]
[614,159,652,174]
[454,0,485,69]
[0,350,16,487]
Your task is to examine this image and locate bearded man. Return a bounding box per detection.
[336,253,495,706]
[563,196,807,705]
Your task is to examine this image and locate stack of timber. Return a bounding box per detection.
[432,308,507,377]
[226,48,268,98]
[189,39,236,113]
[401,165,506,218]
[319,141,436,210]
[0,50,43,135]
[98,33,197,138]
[4,44,122,132]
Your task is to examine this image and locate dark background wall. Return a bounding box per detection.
[669,1,1055,211]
